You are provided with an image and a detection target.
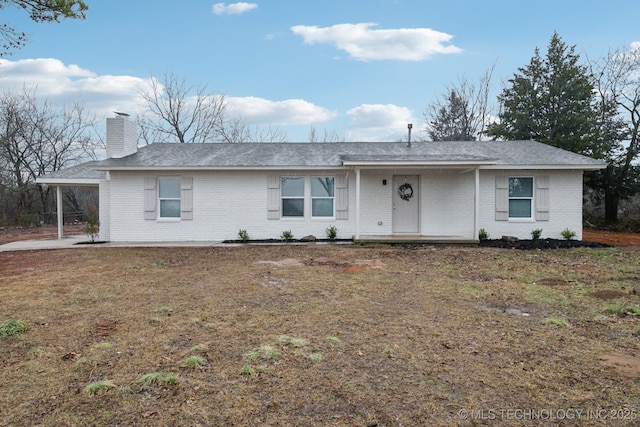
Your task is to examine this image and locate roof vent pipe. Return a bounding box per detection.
[407,123,413,148]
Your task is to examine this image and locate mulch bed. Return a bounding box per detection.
[479,237,610,250]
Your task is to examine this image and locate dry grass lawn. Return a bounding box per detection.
[1,244,639,426]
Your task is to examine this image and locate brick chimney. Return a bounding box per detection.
[106,112,137,158]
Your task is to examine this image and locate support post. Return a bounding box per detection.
[474,168,480,240]
[56,185,63,239]
[355,168,361,240]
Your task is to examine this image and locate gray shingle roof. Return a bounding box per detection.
[94,140,606,169]
[36,161,106,184]
[38,140,606,183]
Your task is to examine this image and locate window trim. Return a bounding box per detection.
[158,177,182,220]
[508,176,534,221]
[280,176,305,218]
[310,176,335,219]
[278,175,337,220]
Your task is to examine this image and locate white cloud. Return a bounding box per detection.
[0,58,418,142]
[291,23,462,61]
[212,2,257,16]
[346,103,416,141]
[227,96,336,126]
[0,58,149,117]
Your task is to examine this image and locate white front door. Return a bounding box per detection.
[392,175,419,233]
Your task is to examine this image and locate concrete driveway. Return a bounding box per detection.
[0,236,231,252]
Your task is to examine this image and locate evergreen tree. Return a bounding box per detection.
[487,32,598,155]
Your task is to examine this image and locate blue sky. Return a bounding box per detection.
[0,0,638,142]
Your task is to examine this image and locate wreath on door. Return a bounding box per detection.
[398,183,414,201]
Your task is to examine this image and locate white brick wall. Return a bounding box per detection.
[359,170,394,235]
[422,171,475,238]
[103,168,585,242]
[108,170,359,242]
[106,116,137,159]
[478,169,584,240]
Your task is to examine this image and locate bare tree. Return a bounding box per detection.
[0,87,97,224]
[307,125,344,143]
[587,44,640,224]
[219,117,289,143]
[138,72,228,144]
[423,64,496,141]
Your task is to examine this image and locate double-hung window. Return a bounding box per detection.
[311,177,334,217]
[158,177,181,219]
[281,177,304,217]
[508,177,533,219]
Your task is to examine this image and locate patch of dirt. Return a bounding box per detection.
[94,319,120,338]
[589,289,630,300]
[583,229,640,247]
[535,278,571,287]
[254,258,305,267]
[480,237,609,250]
[254,256,387,273]
[600,353,640,378]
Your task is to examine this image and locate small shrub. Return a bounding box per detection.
[325,225,338,240]
[84,205,100,242]
[531,228,543,241]
[238,229,249,242]
[561,228,576,240]
[85,380,115,395]
[383,347,394,358]
[184,355,205,369]
[281,230,293,242]
[478,228,489,241]
[0,320,30,337]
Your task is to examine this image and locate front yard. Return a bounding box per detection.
[1,244,639,426]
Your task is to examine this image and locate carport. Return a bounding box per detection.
[35,162,104,239]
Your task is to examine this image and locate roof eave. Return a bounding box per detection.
[341,160,498,168]
[95,165,348,171]
[36,178,102,186]
[481,164,607,170]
